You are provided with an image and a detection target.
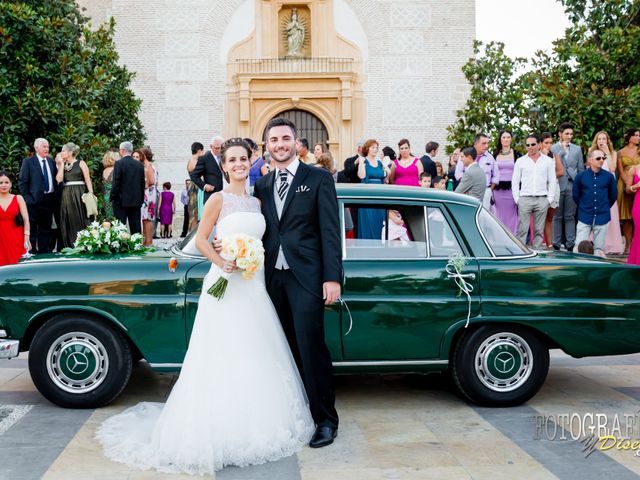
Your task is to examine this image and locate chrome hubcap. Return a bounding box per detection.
[46,332,109,394]
[474,332,532,392]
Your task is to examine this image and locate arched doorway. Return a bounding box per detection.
[263,109,329,149]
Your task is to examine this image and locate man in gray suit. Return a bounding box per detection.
[455,146,486,202]
[551,122,584,251]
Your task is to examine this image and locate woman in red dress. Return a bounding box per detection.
[0,171,31,266]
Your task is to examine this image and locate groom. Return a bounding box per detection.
[254,117,342,447]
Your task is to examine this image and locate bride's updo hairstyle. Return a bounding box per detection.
[220,138,252,183]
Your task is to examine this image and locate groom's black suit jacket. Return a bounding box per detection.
[254,161,342,297]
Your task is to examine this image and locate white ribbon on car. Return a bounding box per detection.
[445,255,474,329]
[338,297,354,336]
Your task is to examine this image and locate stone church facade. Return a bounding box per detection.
[78,0,474,186]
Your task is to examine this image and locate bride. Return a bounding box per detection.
[96,138,314,475]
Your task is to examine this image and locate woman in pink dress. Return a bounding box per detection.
[492,130,519,234]
[626,164,640,264]
[389,139,423,187]
[589,131,624,254]
[158,181,176,238]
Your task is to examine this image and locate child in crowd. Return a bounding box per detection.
[432,176,447,190]
[382,209,410,242]
[577,240,595,255]
[158,182,176,238]
[419,172,432,188]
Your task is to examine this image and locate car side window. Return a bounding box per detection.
[343,204,426,259]
[427,207,463,257]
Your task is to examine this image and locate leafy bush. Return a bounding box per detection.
[0,0,145,198]
[448,0,640,153]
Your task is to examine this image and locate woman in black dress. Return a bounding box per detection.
[55,142,94,248]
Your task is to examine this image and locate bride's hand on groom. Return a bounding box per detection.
[212,236,222,252]
[323,281,340,305]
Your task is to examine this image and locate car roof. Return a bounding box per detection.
[335,183,481,207]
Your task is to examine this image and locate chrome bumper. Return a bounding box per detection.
[0,339,19,359]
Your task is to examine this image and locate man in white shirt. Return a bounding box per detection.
[512,134,556,249]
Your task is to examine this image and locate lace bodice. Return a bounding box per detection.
[218,191,261,220]
[217,191,265,240]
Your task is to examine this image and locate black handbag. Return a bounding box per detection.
[15,212,24,227]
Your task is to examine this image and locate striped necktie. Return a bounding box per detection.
[277,169,289,200]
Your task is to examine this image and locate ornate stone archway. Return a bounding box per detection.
[261,108,329,150]
[253,99,338,150]
[223,0,366,164]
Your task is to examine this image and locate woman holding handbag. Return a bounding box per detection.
[0,171,31,266]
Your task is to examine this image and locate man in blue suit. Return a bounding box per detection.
[19,138,59,253]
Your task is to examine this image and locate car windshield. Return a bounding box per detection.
[176,229,203,257]
[477,208,531,256]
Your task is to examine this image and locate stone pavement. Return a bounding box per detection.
[1,351,640,479]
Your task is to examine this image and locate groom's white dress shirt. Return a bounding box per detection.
[274,158,300,270]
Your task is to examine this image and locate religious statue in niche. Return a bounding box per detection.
[283,8,308,57]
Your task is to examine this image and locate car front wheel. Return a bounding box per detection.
[452,325,549,407]
[29,314,132,408]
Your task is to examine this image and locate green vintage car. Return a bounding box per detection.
[1,184,639,408]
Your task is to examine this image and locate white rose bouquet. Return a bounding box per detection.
[61,221,151,255]
[208,233,264,300]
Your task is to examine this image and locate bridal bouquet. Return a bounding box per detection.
[61,221,150,255]
[208,233,264,300]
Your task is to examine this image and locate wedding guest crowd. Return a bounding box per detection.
[6,123,639,266]
[325,124,639,264]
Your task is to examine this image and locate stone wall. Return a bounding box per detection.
[77,0,474,190]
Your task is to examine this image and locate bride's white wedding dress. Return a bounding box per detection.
[96,191,314,475]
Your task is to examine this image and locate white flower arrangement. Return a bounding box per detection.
[61,221,151,255]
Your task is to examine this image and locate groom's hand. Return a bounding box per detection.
[323,281,340,305]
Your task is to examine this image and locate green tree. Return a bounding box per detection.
[0,0,145,187]
[529,0,640,149]
[446,41,529,153]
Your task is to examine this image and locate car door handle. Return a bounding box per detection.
[447,272,476,280]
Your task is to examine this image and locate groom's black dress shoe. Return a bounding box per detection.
[309,426,337,448]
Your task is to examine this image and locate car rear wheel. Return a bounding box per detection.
[29,314,132,408]
[451,325,549,407]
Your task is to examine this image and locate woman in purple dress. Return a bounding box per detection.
[158,182,176,238]
[492,130,520,234]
